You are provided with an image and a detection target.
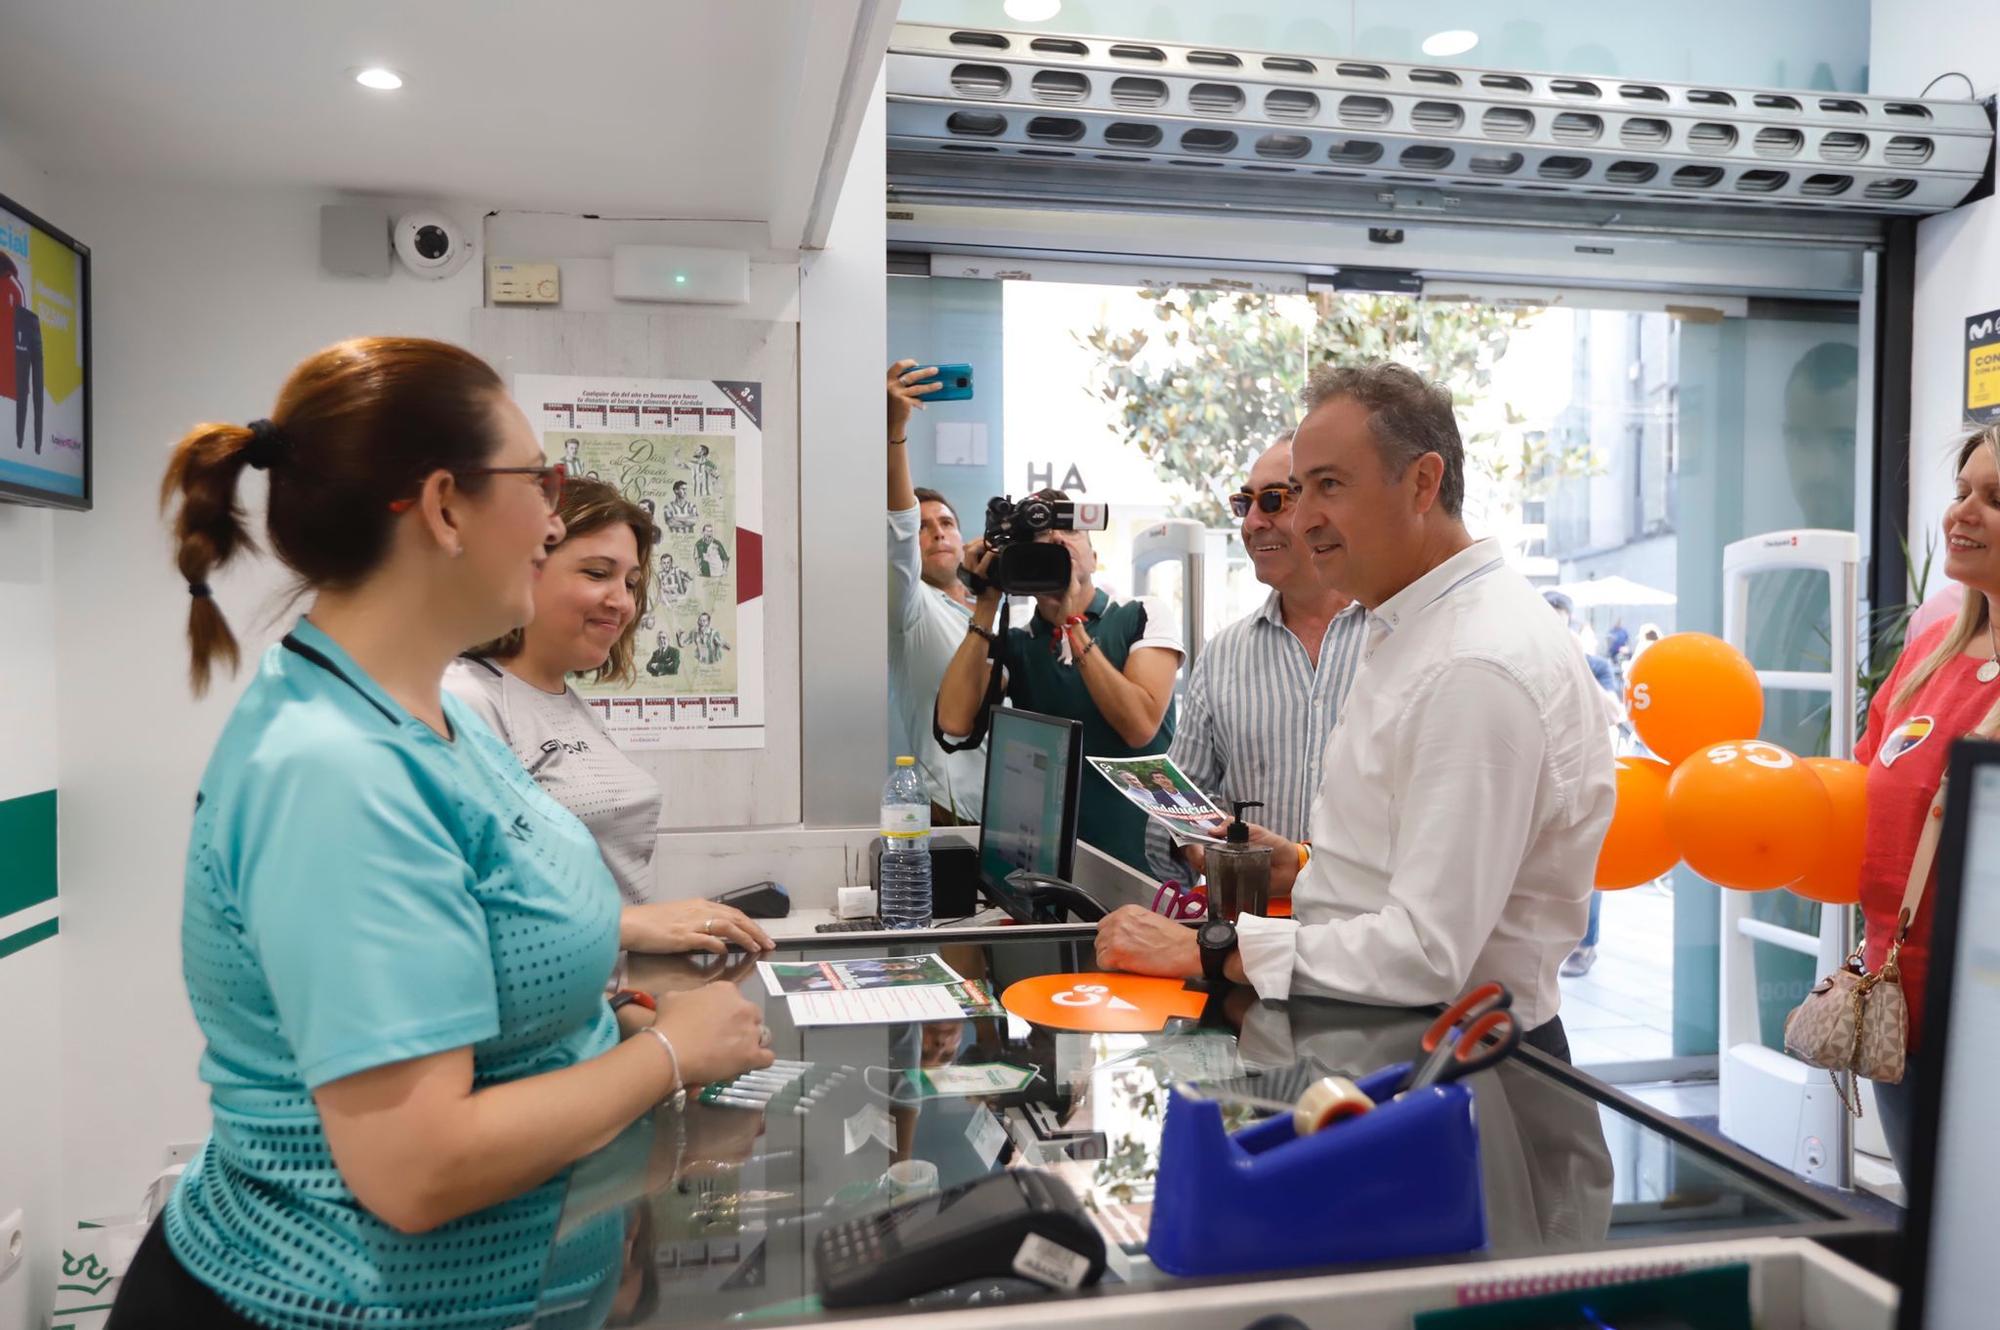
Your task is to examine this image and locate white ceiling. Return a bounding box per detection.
[0,0,894,248]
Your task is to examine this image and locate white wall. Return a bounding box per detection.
[798,77,889,824]
[5,106,887,1322]
[45,106,893,1218]
[49,176,485,1217]
[0,121,68,1330]
[1872,5,2000,542]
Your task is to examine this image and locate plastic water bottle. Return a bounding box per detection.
[879,756,933,930]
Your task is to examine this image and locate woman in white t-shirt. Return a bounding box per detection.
[446,477,772,955]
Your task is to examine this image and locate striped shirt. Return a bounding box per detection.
[1145,592,1368,884]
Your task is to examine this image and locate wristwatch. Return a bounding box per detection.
[1197,918,1238,985]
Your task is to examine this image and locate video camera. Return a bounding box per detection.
[965,492,1109,596]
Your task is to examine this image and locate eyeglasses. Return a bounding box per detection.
[1228,484,1297,520]
[388,463,567,514]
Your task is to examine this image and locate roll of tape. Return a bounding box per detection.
[1292,1075,1374,1136]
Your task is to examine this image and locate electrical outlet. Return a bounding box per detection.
[0,1208,23,1282]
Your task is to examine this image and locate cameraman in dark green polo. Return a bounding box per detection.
[935,490,1182,872]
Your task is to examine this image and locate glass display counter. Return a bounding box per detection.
[534,928,1885,1327]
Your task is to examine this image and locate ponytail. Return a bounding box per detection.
[158,337,509,696]
[160,422,261,694]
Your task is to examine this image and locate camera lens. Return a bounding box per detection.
[413,225,451,260]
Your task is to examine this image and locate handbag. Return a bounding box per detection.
[1782,696,2000,1115]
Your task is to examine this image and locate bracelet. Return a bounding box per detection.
[888,437,907,446]
[1297,841,1311,871]
[609,988,656,1014]
[967,622,997,644]
[1075,636,1098,660]
[645,1025,688,1111]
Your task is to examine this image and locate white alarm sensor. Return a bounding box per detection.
[611,245,750,305]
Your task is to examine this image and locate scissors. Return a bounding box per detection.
[1151,880,1209,920]
[1400,981,1522,1095]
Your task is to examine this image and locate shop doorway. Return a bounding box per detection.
[890,272,1869,1082]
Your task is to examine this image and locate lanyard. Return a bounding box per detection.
[280,633,407,731]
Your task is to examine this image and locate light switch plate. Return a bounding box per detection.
[488,261,561,305]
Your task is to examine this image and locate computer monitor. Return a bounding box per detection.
[978,707,1082,896]
[1898,737,2000,1330]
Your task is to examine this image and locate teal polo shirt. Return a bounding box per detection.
[1000,590,1177,873]
[164,618,623,1329]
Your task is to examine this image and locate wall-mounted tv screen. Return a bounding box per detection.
[0,191,90,511]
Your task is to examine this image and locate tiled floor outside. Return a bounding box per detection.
[1559,881,1678,1068]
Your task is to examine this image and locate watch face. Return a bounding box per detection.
[1198,920,1235,950]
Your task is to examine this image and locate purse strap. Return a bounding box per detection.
[1891,693,2000,953]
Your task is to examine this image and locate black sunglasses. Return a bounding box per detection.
[1228,484,1298,519]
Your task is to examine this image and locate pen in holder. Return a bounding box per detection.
[1147,1062,1486,1277]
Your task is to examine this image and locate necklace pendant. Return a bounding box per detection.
[1979,660,2000,684]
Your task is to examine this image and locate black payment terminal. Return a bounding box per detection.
[813,1169,1106,1308]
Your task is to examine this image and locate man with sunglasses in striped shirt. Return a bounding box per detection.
[1144,434,1366,889]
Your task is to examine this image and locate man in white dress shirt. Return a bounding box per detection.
[1096,362,1614,1056]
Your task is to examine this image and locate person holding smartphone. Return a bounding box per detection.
[885,358,987,821]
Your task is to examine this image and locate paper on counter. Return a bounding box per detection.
[759,953,965,997]
[787,983,968,1027]
[762,953,1003,1027]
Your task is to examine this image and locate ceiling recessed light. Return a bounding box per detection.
[1003,0,1061,22]
[354,67,404,91]
[1420,30,1479,58]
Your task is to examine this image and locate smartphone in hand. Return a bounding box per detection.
[929,364,974,401]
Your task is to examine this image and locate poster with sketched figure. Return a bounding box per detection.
[514,374,765,750]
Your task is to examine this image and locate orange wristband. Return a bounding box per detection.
[1297,841,1311,871]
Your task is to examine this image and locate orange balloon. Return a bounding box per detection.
[1791,757,1867,904]
[1666,741,1833,890]
[1626,633,1764,764]
[1596,757,1679,889]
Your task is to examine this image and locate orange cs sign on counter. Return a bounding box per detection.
[1001,973,1211,1032]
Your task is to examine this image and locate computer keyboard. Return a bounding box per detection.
[814,917,886,933]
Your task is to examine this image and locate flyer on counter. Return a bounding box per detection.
[1086,755,1230,844]
[759,954,965,996]
[512,373,766,751]
[946,979,1004,1019]
[760,953,1003,1027]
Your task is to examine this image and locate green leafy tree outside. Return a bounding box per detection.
[1080,288,1596,527]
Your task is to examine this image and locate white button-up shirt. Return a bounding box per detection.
[1235,538,1616,1030]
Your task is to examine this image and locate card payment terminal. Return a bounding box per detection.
[812,1169,1107,1308]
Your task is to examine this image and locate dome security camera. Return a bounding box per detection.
[393,210,474,279]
